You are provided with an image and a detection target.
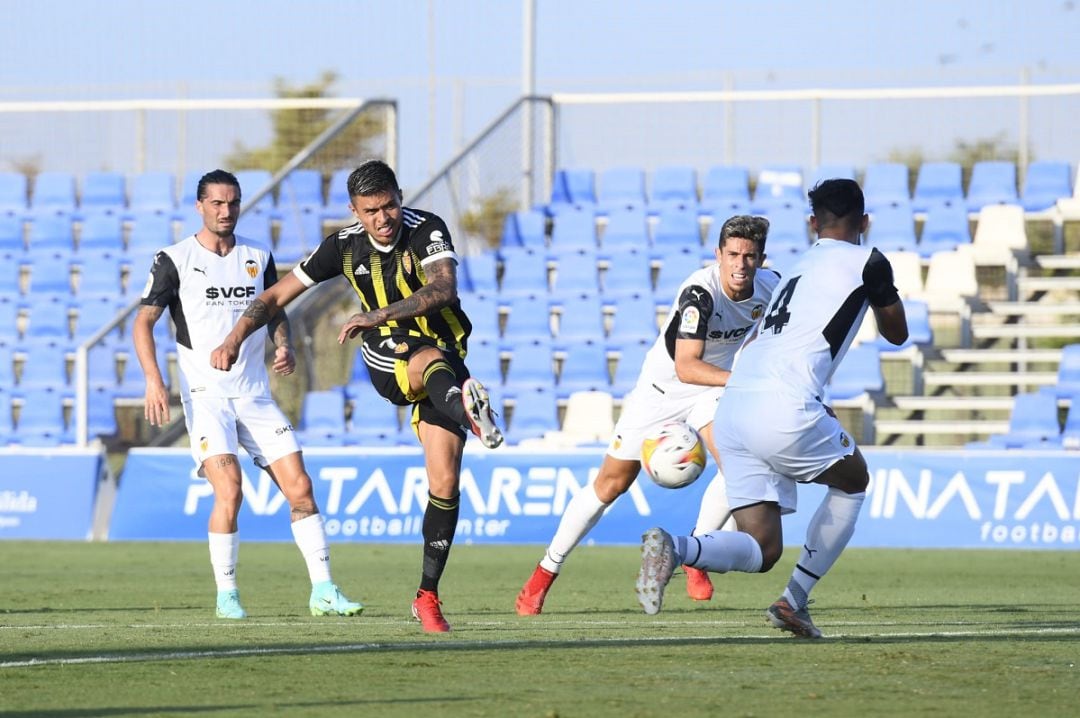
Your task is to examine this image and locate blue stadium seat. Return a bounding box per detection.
[606,291,659,345]
[501,209,547,249]
[0,297,20,343]
[297,388,348,446]
[17,343,69,391]
[600,247,652,298]
[752,165,804,213]
[867,202,917,253]
[700,165,751,220]
[86,385,119,439]
[74,253,124,299]
[653,248,703,305]
[503,337,555,391]
[505,385,558,444]
[981,392,1061,449]
[125,212,174,271]
[178,170,202,209]
[825,344,883,401]
[549,206,598,251]
[85,344,121,392]
[343,347,371,402]
[466,337,503,387]
[597,167,647,215]
[863,162,911,212]
[498,247,549,296]
[30,171,77,216]
[0,214,24,256]
[600,205,649,253]
[0,386,12,445]
[127,171,177,217]
[610,336,651,398]
[11,387,71,446]
[651,205,701,254]
[912,162,963,213]
[556,338,611,398]
[26,212,75,258]
[0,345,15,389]
[274,207,322,264]
[553,291,605,343]
[762,204,810,255]
[551,248,600,295]
[1021,161,1072,212]
[344,382,400,447]
[548,168,596,216]
[1050,343,1080,398]
[24,257,74,298]
[234,170,276,215]
[278,169,324,212]
[874,298,932,351]
[1061,396,1080,450]
[324,168,354,220]
[0,172,28,217]
[0,260,19,297]
[807,164,856,190]
[648,166,698,214]
[115,344,169,400]
[78,211,124,254]
[175,206,203,239]
[918,200,971,257]
[461,251,498,294]
[79,171,127,216]
[460,291,500,342]
[966,161,1018,212]
[236,211,272,247]
[502,294,553,342]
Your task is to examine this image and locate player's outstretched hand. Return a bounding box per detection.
[144,380,170,426]
[210,340,240,372]
[272,344,295,376]
[337,312,379,344]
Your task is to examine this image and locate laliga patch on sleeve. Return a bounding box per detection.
[679,306,700,333]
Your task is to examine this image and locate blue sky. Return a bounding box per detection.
[1,1,1078,187]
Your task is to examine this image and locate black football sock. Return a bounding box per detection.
[419,492,459,594]
[422,359,470,427]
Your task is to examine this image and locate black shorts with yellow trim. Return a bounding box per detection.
[360,334,471,439]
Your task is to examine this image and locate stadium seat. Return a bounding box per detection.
[752,165,804,213]
[0,214,24,256]
[698,165,751,219]
[498,247,550,296]
[501,209,547,249]
[0,344,15,389]
[235,211,272,247]
[297,388,348,446]
[126,211,174,271]
[0,260,19,297]
[1050,343,1080,398]
[17,343,69,391]
[504,385,559,445]
[653,248,703,305]
[278,169,324,212]
[553,291,605,343]
[466,337,503,387]
[85,344,121,392]
[178,170,202,209]
[0,172,29,217]
[883,250,924,298]
[918,199,971,257]
[548,168,597,216]
[549,206,598,251]
[0,387,12,445]
[234,170,276,215]
[460,291,500,342]
[762,204,810,255]
[980,392,1061,449]
[867,202,917,253]
[344,383,400,446]
[918,248,978,314]
[461,251,499,294]
[556,390,615,446]
[807,163,856,190]
[0,297,20,343]
[78,211,124,255]
[11,387,71,446]
[324,168,353,220]
[127,171,177,217]
[873,298,932,351]
[912,162,963,213]
[597,167,647,214]
[503,337,555,391]
[556,338,611,398]
[610,336,651,398]
[551,248,600,295]
[85,385,119,439]
[24,256,74,298]
[965,161,1018,212]
[502,294,553,342]
[651,205,701,254]
[175,206,203,240]
[971,204,1027,264]
[30,171,77,216]
[606,291,660,344]
[26,212,75,258]
[600,247,652,298]
[79,171,127,216]
[74,253,125,300]
[863,162,911,212]
[825,344,883,401]
[1021,160,1072,212]
[599,205,649,254]
[274,206,322,264]
[648,166,698,214]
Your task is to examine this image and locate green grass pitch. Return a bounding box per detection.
[2,541,1078,717]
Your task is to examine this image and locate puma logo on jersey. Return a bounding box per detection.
[192,267,206,275]
[354,265,370,276]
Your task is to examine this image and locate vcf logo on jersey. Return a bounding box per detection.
[245,260,259,279]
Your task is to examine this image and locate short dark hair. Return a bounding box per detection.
[808,178,865,226]
[717,214,769,252]
[347,159,400,198]
[196,169,240,201]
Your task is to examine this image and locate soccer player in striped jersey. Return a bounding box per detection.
[212,160,503,633]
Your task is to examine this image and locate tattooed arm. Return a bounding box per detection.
[337,258,458,343]
[210,272,308,372]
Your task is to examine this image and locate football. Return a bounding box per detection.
[640,421,707,489]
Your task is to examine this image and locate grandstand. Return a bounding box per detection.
[2,87,1080,455]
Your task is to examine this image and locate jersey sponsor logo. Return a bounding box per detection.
[244,260,258,279]
[679,306,700,333]
[708,325,753,340]
[274,424,294,436]
[205,286,256,300]
[426,230,448,256]
[354,265,370,276]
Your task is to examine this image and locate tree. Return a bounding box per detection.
[225,71,384,179]
[460,187,518,250]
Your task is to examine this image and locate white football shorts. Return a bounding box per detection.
[713,387,856,514]
[181,394,300,476]
[607,382,723,461]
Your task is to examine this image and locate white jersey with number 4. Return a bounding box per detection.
[727,238,874,399]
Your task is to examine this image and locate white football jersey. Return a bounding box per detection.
[727,238,875,398]
[634,264,780,397]
[140,235,278,399]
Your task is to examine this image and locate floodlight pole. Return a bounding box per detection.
[522,0,536,210]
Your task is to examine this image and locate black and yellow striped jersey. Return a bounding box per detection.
[293,207,472,357]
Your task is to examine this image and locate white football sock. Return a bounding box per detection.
[291,513,332,585]
[208,531,239,591]
[691,470,736,536]
[539,484,608,574]
[782,488,865,610]
[678,530,763,574]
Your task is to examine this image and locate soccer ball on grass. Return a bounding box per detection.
[640,421,707,489]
